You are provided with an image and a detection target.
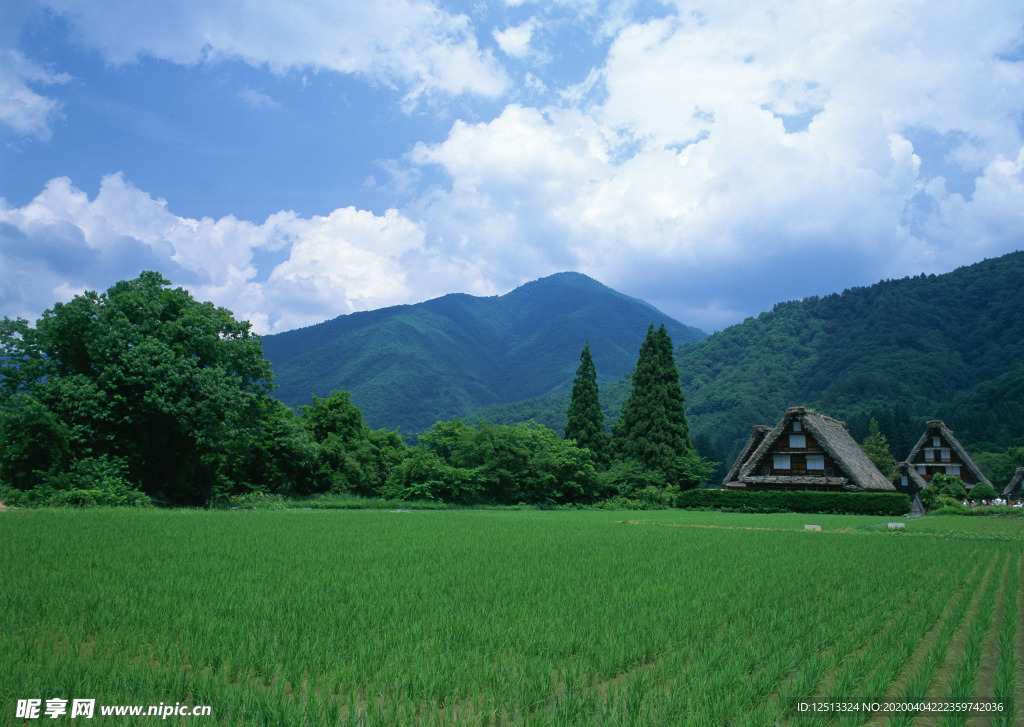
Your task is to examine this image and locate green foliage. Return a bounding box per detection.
[919,473,968,508]
[493,252,1024,466]
[262,272,705,437]
[408,419,603,505]
[564,343,608,463]
[612,324,699,487]
[297,390,408,497]
[973,446,1024,490]
[675,489,912,516]
[0,394,71,491]
[381,447,481,503]
[0,272,274,506]
[967,481,998,502]
[860,418,897,479]
[0,455,149,507]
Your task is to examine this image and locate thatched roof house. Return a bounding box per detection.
[897,420,991,492]
[721,425,769,485]
[722,406,895,492]
[1004,467,1024,499]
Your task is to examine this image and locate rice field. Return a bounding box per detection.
[1,508,1021,725]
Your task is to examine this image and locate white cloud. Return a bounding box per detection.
[493,21,536,59]
[40,0,507,104]
[0,49,70,139]
[399,0,1024,330]
[237,87,280,110]
[0,174,438,334]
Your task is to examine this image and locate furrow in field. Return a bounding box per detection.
[770,559,952,724]
[855,552,989,727]
[914,551,1005,727]
[966,554,1012,725]
[985,548,1020,727]
[863,549,998,727]
[1003,550,1024,727]
[787,555,983,727]
[844,554,997,727]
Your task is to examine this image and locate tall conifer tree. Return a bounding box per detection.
[564,343,607,463]
[612,324,695,482]
[860,417,897,480]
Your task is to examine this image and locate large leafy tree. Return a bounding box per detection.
[612,323,699,486]
[0,272,274,505]
[564,343,608,464]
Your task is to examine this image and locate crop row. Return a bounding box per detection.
[1,509,1020,725]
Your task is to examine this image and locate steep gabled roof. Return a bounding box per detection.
[1004,467,1024,498]
[895,461,929,491]
[903,420,991,486]
[738,406,895,492]
[722,425,769,485]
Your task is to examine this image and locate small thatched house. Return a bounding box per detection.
[896,420,991,493]
[722,406,895,492]
[1003,467,1024,500]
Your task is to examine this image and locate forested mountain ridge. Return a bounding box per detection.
[678,251,1024,454]
[262,272,706,436]
[475,252,1024,476]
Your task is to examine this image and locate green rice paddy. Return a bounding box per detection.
[1,508,1020,725]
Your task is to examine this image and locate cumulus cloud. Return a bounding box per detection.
[0,49,71,139]
[0,174,438,334]
[39,0,506,104]
[493,21,536,59]
[403,0,1024,330]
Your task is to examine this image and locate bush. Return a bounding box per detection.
[2,456,151,507]
[919,473,968,509]
[968,482,998,503]
[674,489,911,516]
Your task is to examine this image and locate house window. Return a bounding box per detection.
[946,465,961,475]
[790,434,806,448]
[941,448,951,461]
[792,421,802,432]
[924,449,935,461]
[807,454,825,470]
[773,454,791,470]
[917,465,927,474]
[901,476,908,488]
[932,436,941,447]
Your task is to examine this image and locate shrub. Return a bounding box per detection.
[967,482,998,503]
[674,489,911,516]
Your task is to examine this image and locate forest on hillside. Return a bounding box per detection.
[0,275,710,508]
[476,252,1024,487]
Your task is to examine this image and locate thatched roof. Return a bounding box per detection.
[1004,467,1024,498]
[734,406,895,492]
[721,425,769,485]
[902,420,991,487]
[895,461,929,491]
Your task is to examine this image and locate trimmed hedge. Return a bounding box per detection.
[675,489,911,516]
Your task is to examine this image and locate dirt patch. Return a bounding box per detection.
[0,502,10,511]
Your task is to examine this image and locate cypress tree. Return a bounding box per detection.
[564,343,607,463]
[611,324,694,482]
[861,417,897,480]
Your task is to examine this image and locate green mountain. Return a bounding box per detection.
[261,272,706,436]
[476,252,1024,472]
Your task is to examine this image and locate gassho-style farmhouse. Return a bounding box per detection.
[722,406,999,510]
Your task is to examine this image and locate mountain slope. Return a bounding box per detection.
[475,252,1024,465]
[678,251,1024,454]
[262,272,706,435]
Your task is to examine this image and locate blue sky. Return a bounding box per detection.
[2,0,1023,334]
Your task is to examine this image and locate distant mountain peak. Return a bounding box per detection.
[261,273,707,436]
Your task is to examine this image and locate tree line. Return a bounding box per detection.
[0,273,712,507]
